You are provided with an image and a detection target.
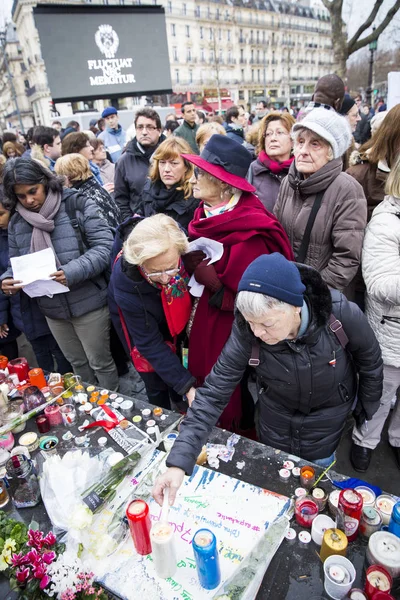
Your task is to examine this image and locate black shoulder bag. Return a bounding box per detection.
[295,191,325,263]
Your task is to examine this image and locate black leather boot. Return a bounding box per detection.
[350,443,372,472]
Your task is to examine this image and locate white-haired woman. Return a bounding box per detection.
[274,108,367,296]
[108,214,196,409]
[153,253,382,506]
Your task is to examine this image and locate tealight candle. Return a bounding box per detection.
[348,589,368,600]
[355,485,376,507]
[312,487,328,511]
[375,494,396,526]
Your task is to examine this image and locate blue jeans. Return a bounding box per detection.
[313,452,336,468]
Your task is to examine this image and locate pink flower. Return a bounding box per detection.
[33,563,46,579]
[25,548,40,565]
[16,567,30,583]
[39,574,50,590]
[11,553,29,567]
[42,551,56,565]
[43,532,56,546]
[27,530,44,550]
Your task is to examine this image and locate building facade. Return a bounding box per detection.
[4,0,332,128]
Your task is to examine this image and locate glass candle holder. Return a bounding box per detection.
[60,403,77,427]
[36,415,50,434]
[28,368,47,389]
[300,465,316,489]
[44,404,63,426]
[22,386,45,412]
[295,496,319,527]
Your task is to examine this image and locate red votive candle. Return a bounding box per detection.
[44,404,63,426]
[0,355,8,370]
[295,496,319,527]
[126,499,152,555]
[36,415,50,434]
[8,357,29,382]
[364,565,392,599]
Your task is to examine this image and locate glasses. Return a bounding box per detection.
[143,267,180,279]
[265,130,290,139]
[136,124,158,131]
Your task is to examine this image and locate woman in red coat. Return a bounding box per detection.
[182,134,294,430]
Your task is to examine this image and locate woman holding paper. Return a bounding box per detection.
[181,134,293,430]
[1,158,119,391]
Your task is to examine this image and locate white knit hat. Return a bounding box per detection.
[292,107,352,159]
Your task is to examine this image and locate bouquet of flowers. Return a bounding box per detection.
[0,510,28,573]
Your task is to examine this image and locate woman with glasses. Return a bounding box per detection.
[180,134,293,430]
[108,214,196,410]
[247,112,295,212]
[137,137,198,231]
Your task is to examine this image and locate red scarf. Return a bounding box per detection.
[139,263,191,338]
[259,150,294,175]
[188,192,293,429]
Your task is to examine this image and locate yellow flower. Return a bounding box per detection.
[3,538,16,553]
[0,554,9,571]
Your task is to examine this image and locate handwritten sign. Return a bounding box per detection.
[99,462,289,600]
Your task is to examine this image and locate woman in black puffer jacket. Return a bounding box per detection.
[153,253,383,505]
[137,137,198,231]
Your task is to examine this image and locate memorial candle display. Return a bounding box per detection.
[337,488,363,542]
[294,497,319,527]
[364,565,392,598]
[192,529,221,590]
[126,499,152,555]
[150,522,177,579]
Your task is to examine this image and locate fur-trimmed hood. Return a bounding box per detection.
[236,262,332,342]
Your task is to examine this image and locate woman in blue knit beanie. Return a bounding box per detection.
[153,253,384,506]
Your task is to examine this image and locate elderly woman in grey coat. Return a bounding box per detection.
[1,158,118,390]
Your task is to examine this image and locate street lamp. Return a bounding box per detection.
[366,27,378,106]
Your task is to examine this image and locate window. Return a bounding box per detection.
[252,69,254,82]
[209,28,213,40]
[173,46,178,61]
[210,49,215,61]
[216,8,220,20]
[227,29,231,42]
[256,30,259,43]
[240,48,244,61]
[171,23,176,36]
[175,69,179,83]
[187,48,192,61]
[250,30,254,42]
[257,69,260,82]
[272,69,275,82]
[257,49,260,62]
[263,31,265,43]
[241,68,245,81]
[218,28,222,41]
[182,3,186,16]
[167,1,172,13]
[189,69,193,84]
[263,68,266,83]
[219,49,223,63]
[195,6,200,18]
[185,25,190,37]
[228,50,232,63]
[200,26,203,40]
[201,48,205,62]
[239,28,243,42]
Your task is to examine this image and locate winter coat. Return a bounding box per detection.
[108,218,196,395]
[72,177,121,230]
[166,264,383,474]
[0,229,55,341]
[137,179,198,231]
[99,159,115,186]
[248,158,290,213]
[0,229,20,342]
[346,154,389,222]
[114,137,164,221]
[174,121,199,154]
[98,125,126,163]
[225,125,245,143]
[362,195,400,367]
[2,189,114,320]
[274,159,367,293]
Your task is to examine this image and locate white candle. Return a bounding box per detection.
[355,486,376,507]
[375,494,396,526]
[366,569,391,591]
[150,522,177,579]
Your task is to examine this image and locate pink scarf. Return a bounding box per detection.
[259,150,294,174]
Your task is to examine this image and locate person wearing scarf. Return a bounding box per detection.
[108,214,196,410]
[137,137,198,231]
[1,157,118,391]
[248,111,295,213]
[181,134,294,431]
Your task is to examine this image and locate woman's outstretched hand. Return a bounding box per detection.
[152,467,185,507]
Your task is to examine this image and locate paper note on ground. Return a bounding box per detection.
[188,237,224,298]
[10,248,69,298]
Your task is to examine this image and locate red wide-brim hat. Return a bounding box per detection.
[181,134,256,193]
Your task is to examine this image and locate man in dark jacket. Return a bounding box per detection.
[174,102,199,154]
[153,254,383,504]
[224,105,247,143]
[114,108,163,221]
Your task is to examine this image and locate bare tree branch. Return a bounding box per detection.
[348,0,400,53]
[321,0,343,11]
[347,0,384,49]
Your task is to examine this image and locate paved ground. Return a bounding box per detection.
[118,364,400,497]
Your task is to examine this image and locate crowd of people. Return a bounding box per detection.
[0,76,398,508]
